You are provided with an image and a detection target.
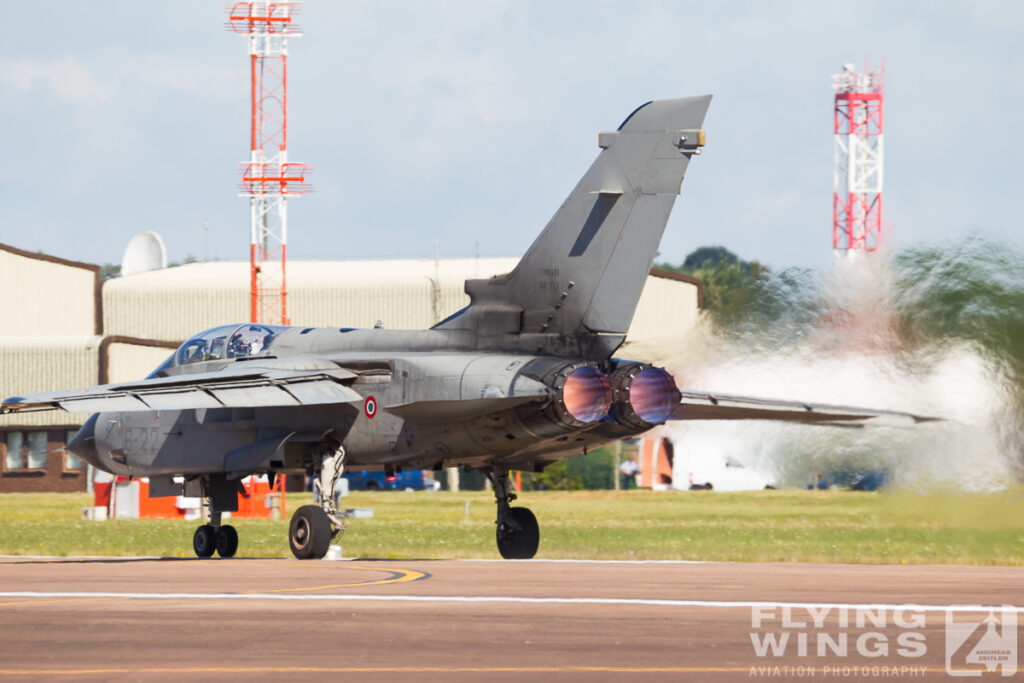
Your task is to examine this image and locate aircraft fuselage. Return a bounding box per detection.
[72,330,678,481]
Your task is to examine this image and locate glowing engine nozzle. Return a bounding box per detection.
[610,364,681,427]
[561,366,612,423]
[629,367,681,423]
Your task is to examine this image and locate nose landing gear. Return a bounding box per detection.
[192,524,215,558]
[215,524,238,557]
[192,476,242,559]
[192,511,238,558]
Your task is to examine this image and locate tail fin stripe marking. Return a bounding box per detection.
[568,194,619,258]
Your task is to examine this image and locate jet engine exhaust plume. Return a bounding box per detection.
[561,366,612,423]
[660,238,1024,491]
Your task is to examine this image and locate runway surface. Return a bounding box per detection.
[0,556,1021,681]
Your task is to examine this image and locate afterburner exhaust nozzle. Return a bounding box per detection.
[610,364,681,428]
[561,366,612,423]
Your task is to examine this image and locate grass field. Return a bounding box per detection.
[2,489,1023,564]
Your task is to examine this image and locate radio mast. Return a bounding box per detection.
[832,63,884,252]
[226,1,312,324]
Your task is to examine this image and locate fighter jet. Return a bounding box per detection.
[2,96,933,560]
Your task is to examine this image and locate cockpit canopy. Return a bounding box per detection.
[148,324,290,377]
[177,324,288,365]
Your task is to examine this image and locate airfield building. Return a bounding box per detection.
[0,245,702,493]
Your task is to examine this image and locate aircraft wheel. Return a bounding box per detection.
[215,524,238,558]
[496,507,539,560]
[193,524,216,558]
[289,505,332,560]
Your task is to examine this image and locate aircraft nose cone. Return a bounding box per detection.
[68,414,100,467]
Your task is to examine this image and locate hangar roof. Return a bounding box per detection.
[101,259,701,346]
[103,258,520,290]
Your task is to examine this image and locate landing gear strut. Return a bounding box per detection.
[488,468,539,559]
[289,444,346,560]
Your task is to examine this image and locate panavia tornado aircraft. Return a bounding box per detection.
[2,96,933,560]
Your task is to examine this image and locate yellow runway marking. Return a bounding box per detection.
[243,562,428,592]
[0,561,427,606]
[0,666,949,676]
[0,556,162,564]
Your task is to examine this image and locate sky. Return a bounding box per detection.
[0,0,1021,272]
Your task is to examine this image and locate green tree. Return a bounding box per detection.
[168,253,199,268]
[682,245,740,270]
[521,459,582,490]
[656,245,770,326]
[99,263,121,281]
[520,446,616,491]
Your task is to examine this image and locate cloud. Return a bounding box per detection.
[118,57,242,101]
[0,53,242,106]
[0,57,115,102]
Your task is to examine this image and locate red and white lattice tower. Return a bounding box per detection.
[226,2,312,325]
[831,63,884,252]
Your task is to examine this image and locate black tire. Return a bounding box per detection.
[289,505,332,560]
[216,525,239,558]
[496,507,539,560]
[193,524,216,558]
[364,480,381,491]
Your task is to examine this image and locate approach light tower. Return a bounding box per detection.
[226,1,312,325]
[831,63,884,252]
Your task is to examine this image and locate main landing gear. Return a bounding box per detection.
[191,475,243,559]
[289,444,346,560]
[488,468,539,559]
[193,511,239,559]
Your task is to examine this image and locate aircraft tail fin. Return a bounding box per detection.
[435,96,711,358]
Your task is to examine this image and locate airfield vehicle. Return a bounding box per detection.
[344,470,439,491]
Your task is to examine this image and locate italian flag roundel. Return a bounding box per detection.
[364,395,378,419]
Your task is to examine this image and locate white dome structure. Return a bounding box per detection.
[121,231,167,277]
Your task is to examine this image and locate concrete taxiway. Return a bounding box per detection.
[0,556,1020,681]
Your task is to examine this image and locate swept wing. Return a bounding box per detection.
[1,358,363,414]
[673,390,938,427]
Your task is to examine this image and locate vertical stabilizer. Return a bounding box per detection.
[436,96,711,359]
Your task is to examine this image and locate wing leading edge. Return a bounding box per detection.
[1,360,363,414]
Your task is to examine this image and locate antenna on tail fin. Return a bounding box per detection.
[435,96,712,359]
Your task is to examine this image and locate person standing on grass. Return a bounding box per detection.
[619,457,639,490]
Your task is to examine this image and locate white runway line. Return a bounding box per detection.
[0,555,708,565]
[1,591,1021,613]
